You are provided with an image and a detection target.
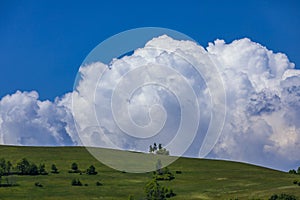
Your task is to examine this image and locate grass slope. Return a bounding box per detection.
[0,145,299,200]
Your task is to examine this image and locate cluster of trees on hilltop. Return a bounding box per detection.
[149,143,169,155]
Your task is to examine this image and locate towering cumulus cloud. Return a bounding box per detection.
[0,91,78,146]
[206,39,300,170]
[0,36,299,170]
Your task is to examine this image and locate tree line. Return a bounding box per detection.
[288,167,300,175]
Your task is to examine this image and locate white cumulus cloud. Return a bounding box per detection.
[0,35,299,171]
[0,91,78,146]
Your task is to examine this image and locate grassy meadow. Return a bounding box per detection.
[0,145,299,200]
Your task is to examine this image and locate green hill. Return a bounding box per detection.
[0,145,299,200]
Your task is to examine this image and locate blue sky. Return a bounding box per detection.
[1,0,300,100]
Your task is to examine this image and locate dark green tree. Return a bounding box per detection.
[288,169,297,174]
[149,145,154,153]
[71,162,78,171]
[0,158,5,176]
[39,163,47,175]
[158,144,162,150]
[297,167,300,174]
[153,143,157,151]
[86,165,97,175]
[71,178,82,186]
[6,161,12,174]
[29,163,38,175]
[51,164,58,173]
[17,158,30,174]
[145,179,166,200]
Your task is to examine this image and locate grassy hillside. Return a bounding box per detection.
[0,145,299,200]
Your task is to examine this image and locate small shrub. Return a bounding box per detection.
[84,183,88,186]
[269,193,297,200]
[298,182,300,186]
[71,163,78,171]
[51,164,59,174]
[68,163,81,173]
[86,165,97,175]
[71,179,82,186]
[293,180,298,184]
[34,182,43,187]
[175,170,182,174]
[96,181,102,186]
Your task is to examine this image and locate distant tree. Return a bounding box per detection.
[297,167,300,174]
[34,182,43,187]
[96,181,102,186]
[71,178,82,186]
[29,163,38,175]
[51,164,58,173]
[153,143,157,151]
[86,165,97,175]
[17,158,30,175]
[71,162,78,171]
[0,158,6,176]
[145,179,166,200]
[158,144,162,150]
[39,164,47,175]
[149,145,154,153]
[289,169,297,174]
[6,161,12,174]
[149,143,170,156]
[153,167,175,181]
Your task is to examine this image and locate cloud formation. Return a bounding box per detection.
[0,36,299,170]
[0,91,78,146]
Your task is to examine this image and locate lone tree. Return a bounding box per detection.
[86,165,97,175]
[71,162,78,171]
[158,144,162,150]
[39,163,47,175]
[6,161,12,174]
[145,179,166,200]
[71,178,82,186]
[153,143,157,151]
[28,163,38,175]
[51,164,58,173]
[149,145,154,153]
[297,167,300,174]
